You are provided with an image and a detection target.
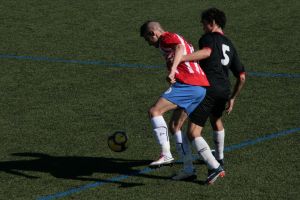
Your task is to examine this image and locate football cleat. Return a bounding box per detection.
[206,165,225,185]
[207,160,224,178]
[172,169,197,181]
[149,155,174,168]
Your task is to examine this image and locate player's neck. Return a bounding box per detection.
[212,26,224,35]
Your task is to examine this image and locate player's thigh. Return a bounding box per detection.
[149,97,178,116]
[189,94,215,127]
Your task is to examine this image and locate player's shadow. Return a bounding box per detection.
[0,152,176,188]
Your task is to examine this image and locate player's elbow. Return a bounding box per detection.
[239,73,246,84]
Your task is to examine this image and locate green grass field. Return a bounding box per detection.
[0,0,299,199]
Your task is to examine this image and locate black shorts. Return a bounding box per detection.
[189,94,228,127]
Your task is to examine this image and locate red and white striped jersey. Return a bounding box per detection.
[159,32,210,86]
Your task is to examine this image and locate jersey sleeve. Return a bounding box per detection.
[230,49,245,77]
[161,32,181,49]
[198,34,214,50]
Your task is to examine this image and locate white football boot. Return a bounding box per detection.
[149,154,174,168]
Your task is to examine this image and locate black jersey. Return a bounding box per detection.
[198,32,245,99]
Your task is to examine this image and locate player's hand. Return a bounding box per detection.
[166,71,176,84]
[226,98,235,114]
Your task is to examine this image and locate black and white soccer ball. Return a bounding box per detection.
[107,131,128,152]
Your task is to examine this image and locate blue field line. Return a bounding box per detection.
[0,54,162,69]
[224,128,300,152]
[37,127,300,200]
[247,71,300,78]
[1,54,300,78]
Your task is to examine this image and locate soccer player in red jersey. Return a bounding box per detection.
[140,21,211,168]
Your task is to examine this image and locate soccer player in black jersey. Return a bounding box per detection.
[175,8,246,184]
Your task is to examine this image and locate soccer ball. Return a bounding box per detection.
[107,131,128,152]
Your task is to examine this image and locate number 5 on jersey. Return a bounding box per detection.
[221,44,230,66]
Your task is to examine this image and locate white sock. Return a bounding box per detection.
[192,137,219,169]
[151,116,172,157]
[213,129,225,160]
[174,131,194,173]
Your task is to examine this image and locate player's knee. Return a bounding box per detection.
[210,116,224,131]
[148,107,161,118]
[186,131,202,141]
[187,123,203,140]
[211,121,223,131]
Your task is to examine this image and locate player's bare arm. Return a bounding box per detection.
[167,44,185,84]
[226,73,246,114]
[181,47,212,62]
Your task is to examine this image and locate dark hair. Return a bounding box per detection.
[201,8,226,29]
[140,20,152,37]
